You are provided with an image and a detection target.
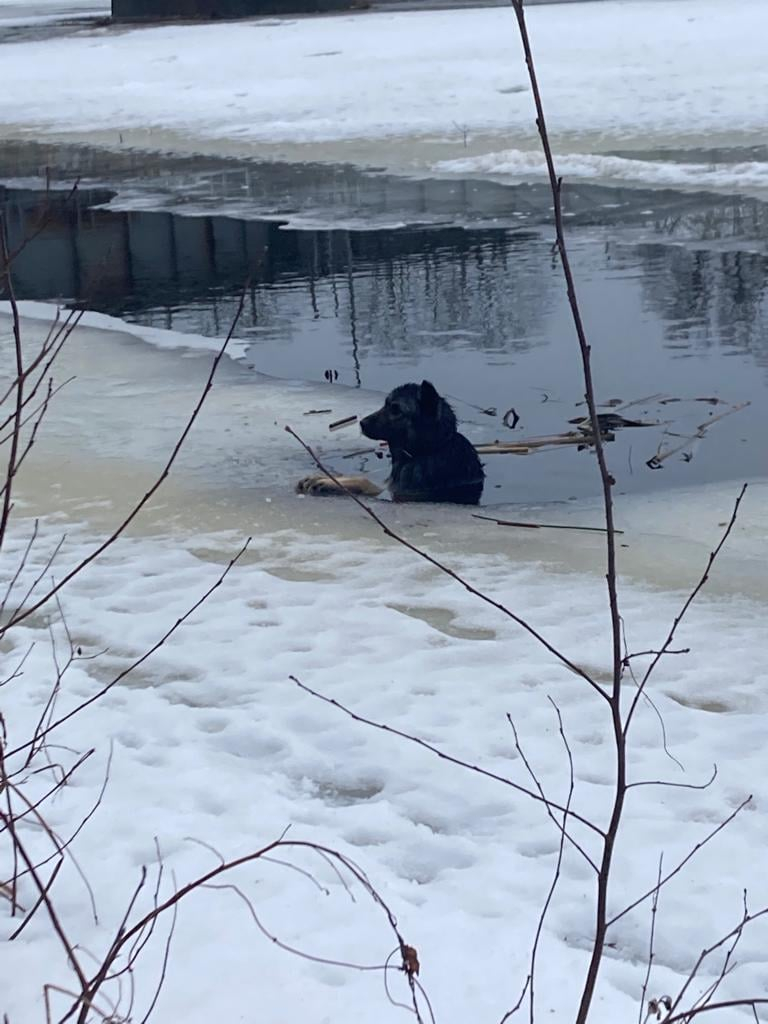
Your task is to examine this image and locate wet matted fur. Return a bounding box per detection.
[297,380,485,505]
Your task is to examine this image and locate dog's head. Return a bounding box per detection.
[360,380,457,453]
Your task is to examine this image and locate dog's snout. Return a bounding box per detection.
[359,413,377,439]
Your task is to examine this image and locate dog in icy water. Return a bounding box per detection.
[297,380,485,505]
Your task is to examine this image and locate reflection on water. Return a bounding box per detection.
[1,161,767,501]
[636,245,768,355]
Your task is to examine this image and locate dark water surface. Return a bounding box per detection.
[1,141,766,503]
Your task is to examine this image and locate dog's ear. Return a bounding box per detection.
[419,380,440,417]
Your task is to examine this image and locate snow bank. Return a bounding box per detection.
[2,512,768,1022]
[435,149,768,192]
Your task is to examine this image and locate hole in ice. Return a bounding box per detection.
[264,565,335,583]
[314,779,384,806]
[189,546,265,568]
[665,692,731,714]
[576,665,613,685]
[388,603,497,641]
[165,690,228,708]
[9,610,49,632]
[88,659,203,690]
[86,662,155,689]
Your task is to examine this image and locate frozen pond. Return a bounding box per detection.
[1,141,767,504]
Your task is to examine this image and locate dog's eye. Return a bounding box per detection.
[388,402,402,415]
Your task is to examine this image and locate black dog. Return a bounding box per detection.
[298,380,484,505]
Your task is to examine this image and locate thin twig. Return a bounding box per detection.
[638,855,664,1024]
[500,975,531,1024]
[472,513,623,535]
[663,999,768,1023]
[526,700,575,1024]
[290,675,602,836]
[506,711,597,871]
[607,797,752,927]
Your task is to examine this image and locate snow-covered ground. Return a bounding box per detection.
[4,503,768,1023]
[2,308,768,1023]
[0,0,767,190]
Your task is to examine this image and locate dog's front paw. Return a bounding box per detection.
[297,474,383,498]
[296,474,342,496]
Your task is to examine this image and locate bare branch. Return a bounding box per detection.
[666,896,768,1021]
[58,838,431,1024]
[663,999,768,1024]
[500,975,531,1024]
[0,807,88,998]
[626,766,717,792]
[8,858,64,941]
[620,617,683,773]
[638,856,664,1024]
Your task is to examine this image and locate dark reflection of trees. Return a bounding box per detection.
[648,197,768,247]
[600,197,768,367]
[352,233,551,356]
[634,242,768,364]
[1,186,554,364]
